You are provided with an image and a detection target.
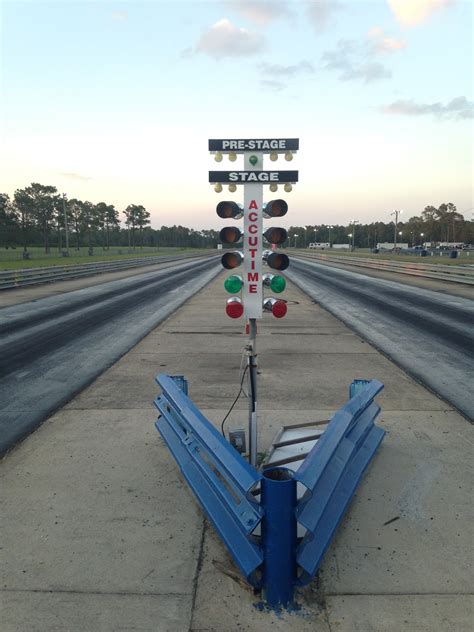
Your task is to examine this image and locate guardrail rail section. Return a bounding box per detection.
[154,374,385,608]
[296,252,474,285]
[0,252,212,290]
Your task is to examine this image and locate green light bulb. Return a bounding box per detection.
[270,275,286,293]
[224,275,243,294]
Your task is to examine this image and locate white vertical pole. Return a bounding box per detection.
[243,152,263,320]
[243,152,263,466]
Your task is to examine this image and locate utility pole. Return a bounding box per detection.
[350,220,359,251]
[391,209,402,252]
[62,193,69,255]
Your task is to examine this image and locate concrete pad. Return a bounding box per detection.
[325,594,473,632]
[1,591,193,632]
[64,372,157,410]
[0,409,201,594]
[318,409,473,595]
[189,525,331,632]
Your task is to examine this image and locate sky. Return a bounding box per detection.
[0,0,473,230]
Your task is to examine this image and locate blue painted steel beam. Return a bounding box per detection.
[296,402,380,532]
[261,467,297,608]
[154,374,385,604]
[296,424,385,584]
[295,380,383,492]
[294,379,385,585]
[154,373,264,585]
[156,374,260,496]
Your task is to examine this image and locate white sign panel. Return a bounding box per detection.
[243,156,263,319]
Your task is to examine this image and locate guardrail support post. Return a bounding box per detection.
[261,467,297,608]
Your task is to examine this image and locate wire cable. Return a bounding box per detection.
[238,344,249,398]
[220,364,249,438]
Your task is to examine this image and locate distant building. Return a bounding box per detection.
[332,244,351,250]
[377,242,409,250]
[308,242,330,249]
[437,242,465,249]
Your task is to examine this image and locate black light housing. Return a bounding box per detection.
[216,201,243,219]
[267,252,289,271]
[263,199,288,218]
[221,251,244,270]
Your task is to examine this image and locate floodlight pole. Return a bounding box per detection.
[391,209,402,252]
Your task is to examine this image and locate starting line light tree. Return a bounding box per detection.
[209,137,299,465]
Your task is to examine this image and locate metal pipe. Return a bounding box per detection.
[248,318,258,467]
[261,467,297,608]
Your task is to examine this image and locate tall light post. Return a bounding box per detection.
[420,232,424,246]
[349,220,359,251]
[328,225,333,248]
[348,232,352,248]
[62,193,69,255]
[88,223,93,255]
[293,233,299,248]
[391,209,402,252]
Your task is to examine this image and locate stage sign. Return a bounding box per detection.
[209,171,298,184]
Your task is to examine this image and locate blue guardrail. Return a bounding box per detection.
[154,374,385,608]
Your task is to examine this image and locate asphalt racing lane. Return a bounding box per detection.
[287,257,474,421]
[0,256,220,456]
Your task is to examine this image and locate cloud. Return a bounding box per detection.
[379,96,474,120]
[307,0,343,32]
[368,26,406,54]
[387,0,454,26]
[322,39,392,82]
[228,1,291,25]
[368,26,384,38]
[259,60,315,77]
[195,19,264,59]
[375,36,406,53]
[260,79,286,91]
[111,11,128,22]
[60,172,92,181]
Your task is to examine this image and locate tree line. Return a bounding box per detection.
[0,183,471,253]
[0,183,219,253]
[289,203,472,248]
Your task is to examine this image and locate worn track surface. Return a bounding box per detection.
[287,257,474,421]
[0,256,220,455]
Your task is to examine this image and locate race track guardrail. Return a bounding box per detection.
[295,252,474,285]
[154,374,385,608]
[154,374,264,586]
[0,252,214,290]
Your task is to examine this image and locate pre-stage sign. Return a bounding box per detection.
[209,171,298,184]
[209,138,299,152]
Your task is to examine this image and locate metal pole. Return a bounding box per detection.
[261,466,297,608]
[248,318,258,467]
[392,210,399,252]
[63,193,69,253]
